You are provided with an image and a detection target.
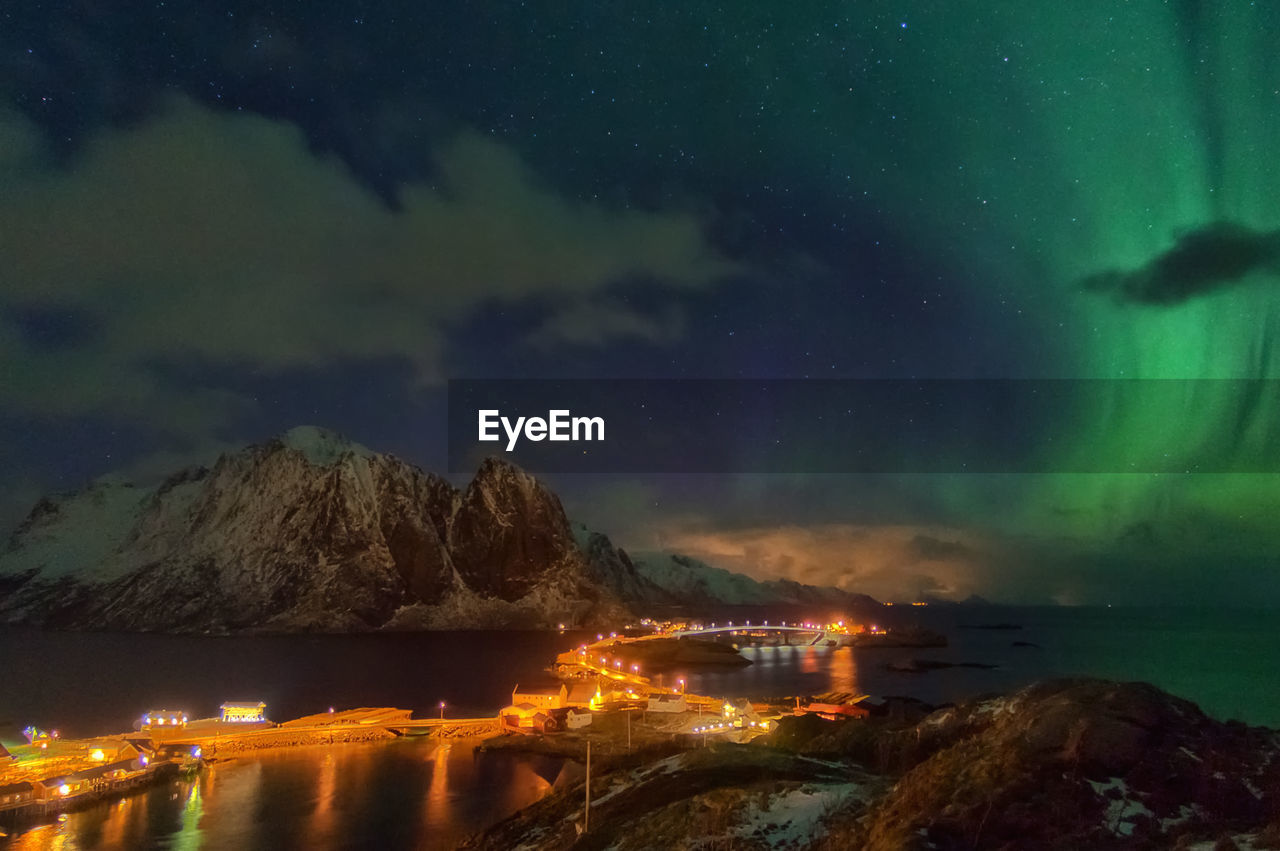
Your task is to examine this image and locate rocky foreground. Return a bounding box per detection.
[465,679,1280,851]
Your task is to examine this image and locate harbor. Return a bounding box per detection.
[0,618,894,835]
[0,703,504,829]
[4,608,1277,847]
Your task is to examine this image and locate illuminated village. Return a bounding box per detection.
[0,617,906,827]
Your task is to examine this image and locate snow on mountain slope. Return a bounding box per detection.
[1,427,877,633]
[0,475,151,583]
[630,551,776,606]
[278,425,375,465]
[570,523,669,604]
[0,428,630,632]
[630,551,880,610]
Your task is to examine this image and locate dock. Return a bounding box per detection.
[148,707,503,755]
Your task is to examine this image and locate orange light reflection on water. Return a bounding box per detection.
[2,739,558,850]
[800,647,819,674]
[827,647,859,694]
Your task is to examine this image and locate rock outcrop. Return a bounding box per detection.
[466,679,1280,850]
[809,679,1280,850]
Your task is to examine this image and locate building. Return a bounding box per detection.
[499,702,563,733]
[501,703,543,730]
[22,726,54,745]
[510,681,568,710]
[37,756,149,803]
[723,698,761,726]
[220,702,268,723]
[564,682,600,707]
[141,709,188,730]
[77,740,142,764]
[0,781,36,810]
[565,708,593,729]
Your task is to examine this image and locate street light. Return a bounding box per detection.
[438,701,446,720]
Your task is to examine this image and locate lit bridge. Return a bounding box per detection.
[669,625,831,645]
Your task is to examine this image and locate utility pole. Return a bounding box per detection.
[584,740,591,834]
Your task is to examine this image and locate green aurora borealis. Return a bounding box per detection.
[2,0,1279,603]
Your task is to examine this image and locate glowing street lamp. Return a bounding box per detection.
[438,701,446,720]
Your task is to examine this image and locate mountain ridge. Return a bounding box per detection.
[0,427,879,632]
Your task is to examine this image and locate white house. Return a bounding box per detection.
[220,702,267,723]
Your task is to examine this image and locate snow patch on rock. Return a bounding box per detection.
[278,425,374,466]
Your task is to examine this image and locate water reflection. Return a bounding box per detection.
[828,648,858,694]
[799,647,819,674]
[304,751,336,848]
[172,780,204,851]
[2,739,558,851]
[422,740,451,829]
[677,644,862,700]
[6,611,1279,847]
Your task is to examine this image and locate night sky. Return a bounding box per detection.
[2,2,1278,605]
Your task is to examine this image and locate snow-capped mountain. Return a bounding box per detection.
[0,426,879,633]
[0,427,636,632]
[629,551,880,611]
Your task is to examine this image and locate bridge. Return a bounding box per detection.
[670,625,830,645]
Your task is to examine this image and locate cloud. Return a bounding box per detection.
[908,533,973,561]
[654,522,993,602]
[524,300,687,349]
[0,97,735,432]
[1081,221,1280,305]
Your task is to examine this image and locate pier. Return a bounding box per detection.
[152,707,504,755]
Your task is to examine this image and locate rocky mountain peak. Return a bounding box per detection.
[1,429,884,632]
[0,434,627,632]
[450,456,583,600]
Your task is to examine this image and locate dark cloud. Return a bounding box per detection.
[6,304,100,350]
[1081,221,1280,305]
[0,97,734,433]
[524,300,687,350]
[908,534,973,561]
